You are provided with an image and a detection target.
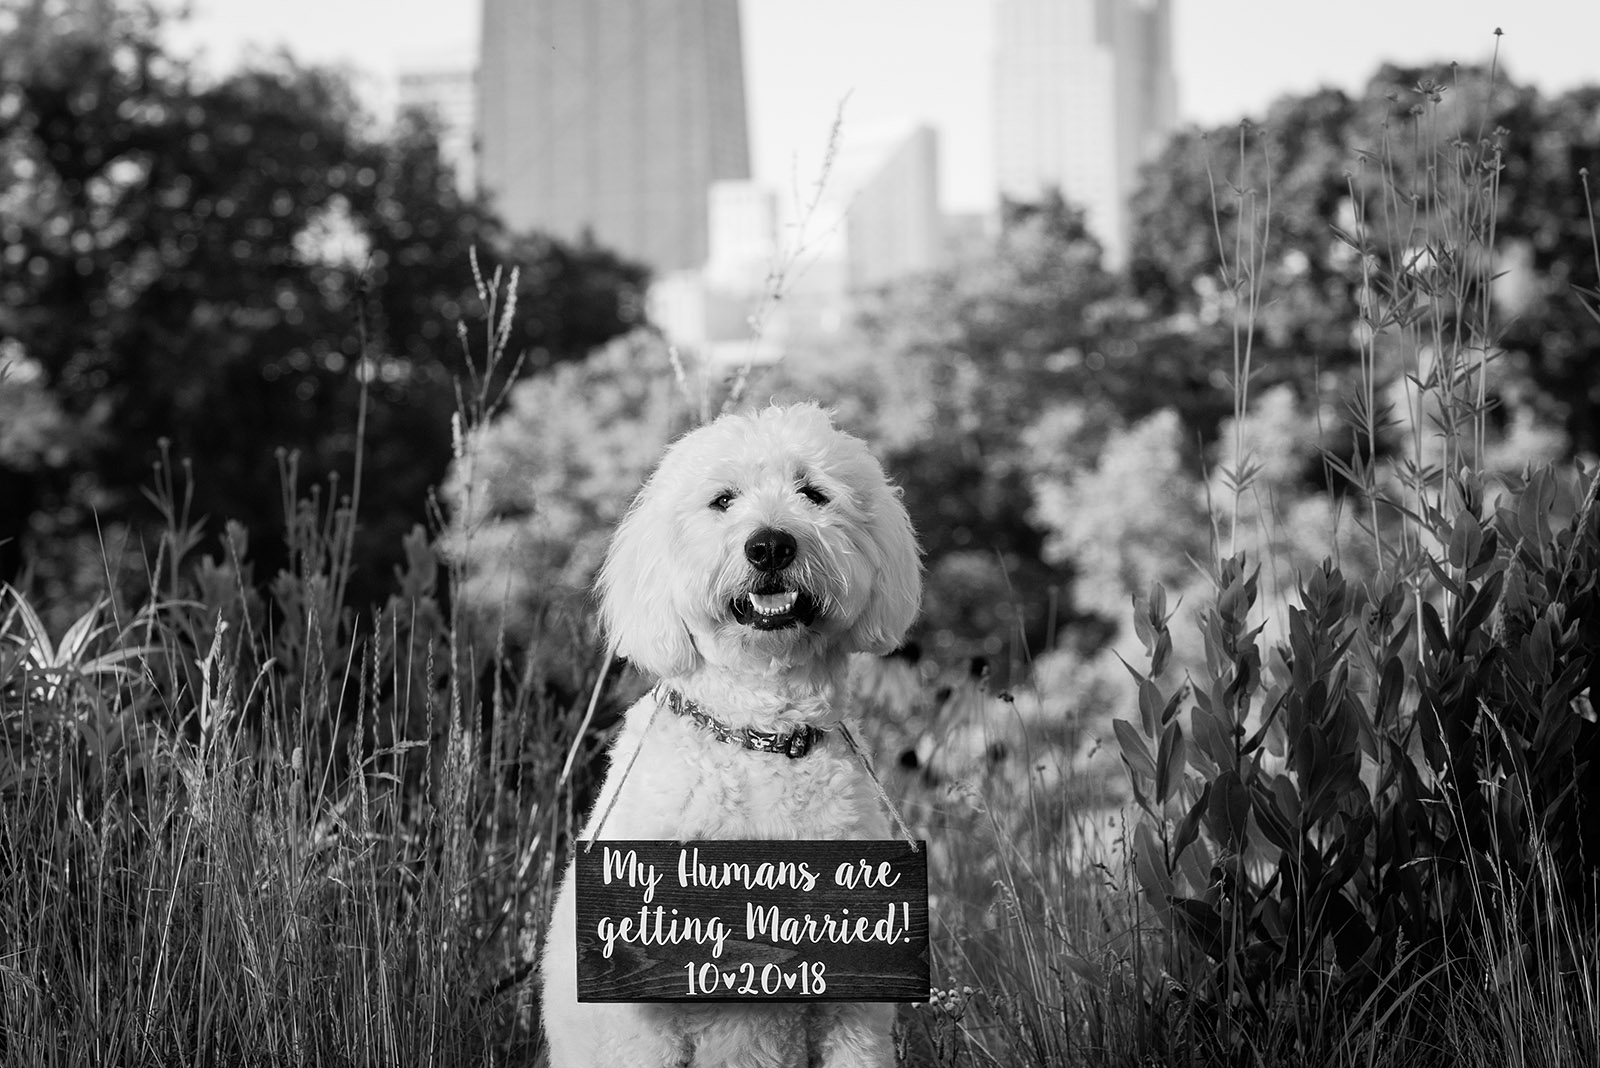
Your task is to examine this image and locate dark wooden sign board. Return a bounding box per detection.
[575,839,928,1003]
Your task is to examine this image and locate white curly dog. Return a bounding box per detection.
[541,403,922,1068]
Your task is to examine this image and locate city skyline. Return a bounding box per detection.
[168,0,1600,218]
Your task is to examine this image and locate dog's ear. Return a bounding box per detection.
[847,477,922,655]
[597,480,699,679]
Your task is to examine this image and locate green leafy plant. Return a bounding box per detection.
[1113,62,1600,1067]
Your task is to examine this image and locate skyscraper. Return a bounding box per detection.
[477,0,751,272]
[397,58,477,197]
[826,121,943,292]
[994,0,1176,266]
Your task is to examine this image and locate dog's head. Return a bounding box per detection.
[598,403,921,679]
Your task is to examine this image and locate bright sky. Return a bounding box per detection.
[167,0,1600,214]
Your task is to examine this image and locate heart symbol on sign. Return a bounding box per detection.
[722,971,738,989]
[782,972,797,991]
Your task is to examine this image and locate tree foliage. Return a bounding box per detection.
[442,331,691,690]
[1130,64,1600,454]
[812,195,1124,667]
[0,4,648,599]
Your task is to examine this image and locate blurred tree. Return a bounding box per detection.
[0,1,648,599]
[1026,405,1209,626]
[442,330,688,691]
[1130,87,1358,334]
[1127,64,1600,454]
[759,192,1230,671]
[1489,83,1600,450]
[0,351,73,579]
[817,193,1124,670]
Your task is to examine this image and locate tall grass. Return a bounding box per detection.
[0,260,596,1066]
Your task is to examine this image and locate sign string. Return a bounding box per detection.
[561,643,616,789]
[582,693,661,852]
[838,724,920,852]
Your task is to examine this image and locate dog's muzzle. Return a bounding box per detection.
[730,527,817,630]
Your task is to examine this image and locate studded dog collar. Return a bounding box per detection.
[657,686,824,759]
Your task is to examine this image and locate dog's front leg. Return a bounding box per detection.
[542,871,691,1068]
[814,1002,895,1068]
[593,1006,692,1067]
[545,1002,690,1068]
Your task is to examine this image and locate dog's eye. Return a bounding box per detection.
[798,484,830,506]
[709,491,736,512]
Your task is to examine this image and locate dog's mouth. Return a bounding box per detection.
[730,585,818,631]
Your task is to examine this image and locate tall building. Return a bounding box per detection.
[704,179,778,292]
[650,121,945,367]
[477,0,751,272]
[731,120,943,346]
[828,121,942,291]
[649,179,779,369]
[994,0,1176,266]
[397,58,477,197]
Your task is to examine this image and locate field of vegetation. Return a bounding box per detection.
[5,10,1600,1068]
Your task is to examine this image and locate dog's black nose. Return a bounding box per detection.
[744,528,796,572]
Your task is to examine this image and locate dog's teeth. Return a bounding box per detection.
[750,591,798,616]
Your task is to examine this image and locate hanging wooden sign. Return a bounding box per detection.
[574,839,929,1002]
